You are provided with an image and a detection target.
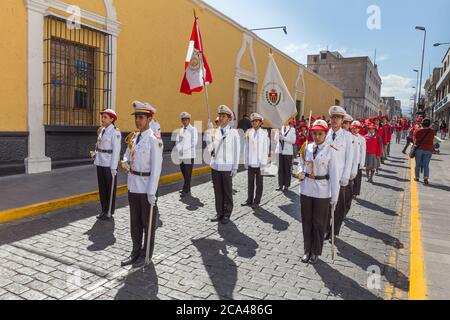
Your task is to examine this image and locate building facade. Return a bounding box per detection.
[307,51,382,119]
[381,97,402,119]
[424,68,441,118]
[433,47,450,124]
[0,0,343,176]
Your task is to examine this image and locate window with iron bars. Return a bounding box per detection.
[44,15,112,127]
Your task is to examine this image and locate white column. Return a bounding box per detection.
[25,0,52,174]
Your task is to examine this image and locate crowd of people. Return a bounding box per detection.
[90,102,443,266]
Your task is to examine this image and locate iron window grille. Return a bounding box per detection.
[44,15,112,127]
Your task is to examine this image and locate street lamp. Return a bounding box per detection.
[413,69,419,115]
[250,26,288,35]
[434,42,450,47]
[415,26,427,114]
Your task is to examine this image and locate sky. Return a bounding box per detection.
[203,0,450,114]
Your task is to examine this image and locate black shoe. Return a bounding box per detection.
[121,254,140,267]
[276,187,283,191]
[251,203,260,210]
[180,192,191,198]
[241,202,253,207]
[309,255,319,264]
[301,253,311,264]
[283,187,289,192]
[424,179,429,186]
[221,216,230,225]
[210,215,223,222]
[96,212,106,220]
[324,231,331,241]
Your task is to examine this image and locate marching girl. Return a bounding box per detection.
[298,120,340,264]
[350,121,366,198]
[364,123,382,183]
[93,109,122,220]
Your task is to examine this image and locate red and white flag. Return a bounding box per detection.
[180,17,213,95]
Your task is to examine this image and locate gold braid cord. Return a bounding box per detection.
[299,141,315,179]
[121,131,137,171]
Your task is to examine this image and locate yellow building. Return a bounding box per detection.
[0,0,343,176]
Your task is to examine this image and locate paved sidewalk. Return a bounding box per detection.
[415,141,450,300]
[0,153,204,211]
[0,144,410,300]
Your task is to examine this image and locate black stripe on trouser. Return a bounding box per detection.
[211,169,233,218]
[180,159,194,193]
[247,167,263,205]
[278,154,293,188]
[327,186,348,236]
[128,192,158,258]
[96,166,117,215]
[353,169,363,196]
[301,195,330,256]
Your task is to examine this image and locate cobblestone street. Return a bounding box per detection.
[0,144,410,300]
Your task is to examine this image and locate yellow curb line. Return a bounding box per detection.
[0,166,212,224]
[409,157,427,300]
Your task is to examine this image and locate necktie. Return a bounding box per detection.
[101,128,106,137]
[313,146,319,159]
[221,128,225,137]
[332,132,337,141]
[136,133,142,145]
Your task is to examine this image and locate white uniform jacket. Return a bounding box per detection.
[123,129,163,196]
[150,120,161,138]
[244,128,270,169]
[94,125,121,170]
[175,124,198,160]
[275,126,297,156]
[207,125,241,172]
[353,134,367,169]
[325,128,354,183]
[350,133,360,179]
[298,143,340,204]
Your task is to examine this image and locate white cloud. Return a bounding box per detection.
[281,42,348,64]
[381,74,416,112]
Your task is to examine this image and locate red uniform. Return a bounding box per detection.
[366,134,383,158]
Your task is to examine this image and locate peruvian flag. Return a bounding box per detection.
[180,17,213,95]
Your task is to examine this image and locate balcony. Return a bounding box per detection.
[434,93,450,113]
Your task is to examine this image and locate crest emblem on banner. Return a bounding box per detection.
[189,49,201,71]
[264,83,283,107]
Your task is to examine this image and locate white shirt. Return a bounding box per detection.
[275,126,297,156]
[123,129,163,195]
[325,128,354,183]
[353,134,367,169]
[298,143,340,203]
[175,124,199,160]
[207,125,241,172]
[94,124,121,170]
[244,128,270,169]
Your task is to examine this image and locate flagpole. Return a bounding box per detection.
[194,11,212,125]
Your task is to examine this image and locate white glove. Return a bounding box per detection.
[207,122,213,130]
[111,169,117,177]
[330,200,337,207]
[121,161,130,172]
[340,178,349,187]
[279,135,285,141]
[89,151,96,160]
[147,194,157,206]
[231,169,238,178]
[244,164,249,170]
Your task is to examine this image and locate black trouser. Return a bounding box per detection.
[212,169,233,219]
[96,166,117,215]
[278,154,293,188]
[180,159,194,193]
[353,168,363,196]
[344,183,353,217]
[403,137,412,153]
[327,186,348,236]
[128,192,158,258]
[301,195,330,256]
[247,167,263,205]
